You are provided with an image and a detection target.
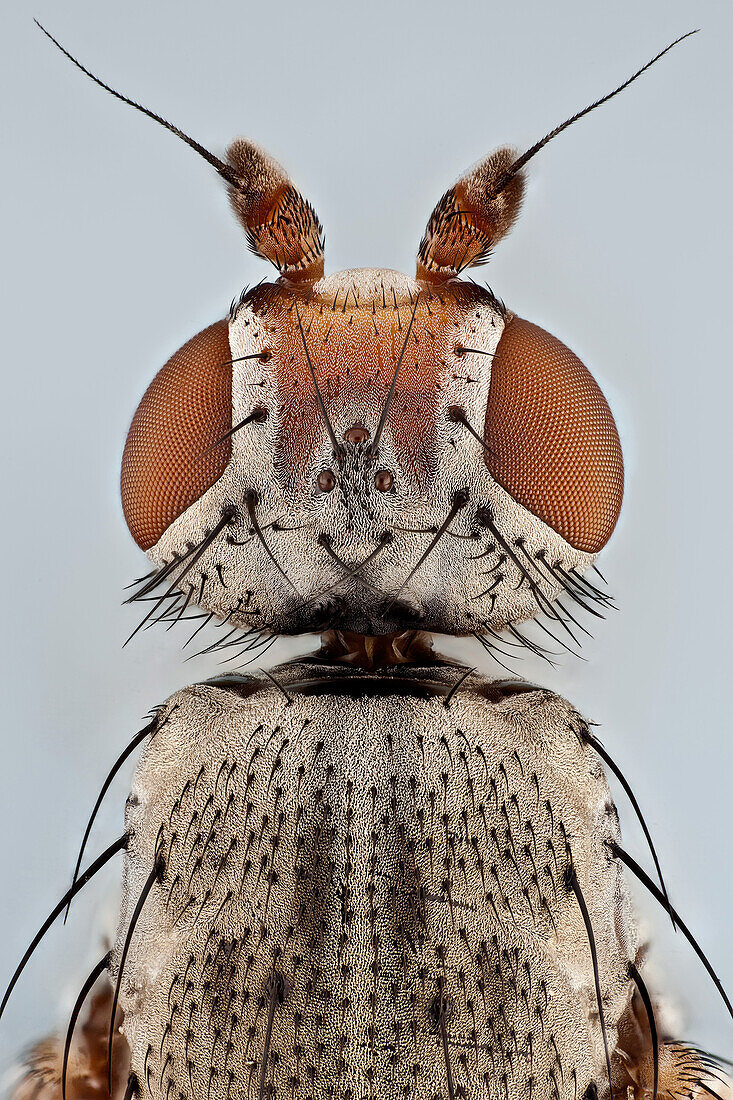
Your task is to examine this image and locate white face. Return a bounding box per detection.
[122,268,617,652]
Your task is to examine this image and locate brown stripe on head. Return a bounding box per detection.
[244,275,488,496]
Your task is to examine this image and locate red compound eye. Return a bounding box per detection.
[484,317,623,553]
[121,320,233,550]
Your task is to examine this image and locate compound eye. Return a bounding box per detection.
[484,317,623,553]
[121,320,233,550]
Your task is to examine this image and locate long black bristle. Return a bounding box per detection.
[436,984,456,1100]
[125,551,192,606]
[371,294,421,455]
[444,666,476,709]
[166,583,195,631]
[199,405,268,458]
[447,405,495,459]
[64,713,163,923]
[260,667,293,706]
[124,509,235,647]
[123,1074,139,1100]
[479,512,580,644]
[258,973,284,1100]
[628,961,658,1100]
[387,489,469,611]
[245,491,299,595]
[183,610,215,650]
[108,855,164,1092]
[293,300,341,456]
[0,834,127,1021]
[567,866,614,1100]
[473,632,518,676]
[581,728,673,929]
[610,841,733,1024]
[62,952,111,1100]
[317,532,389,597]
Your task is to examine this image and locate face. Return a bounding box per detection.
[121,263,622,647]
[37,25,682,659]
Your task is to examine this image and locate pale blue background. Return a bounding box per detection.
[1,0,731,1082]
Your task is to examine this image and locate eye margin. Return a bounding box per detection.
[121,320,234,552]
[483,316,624,555]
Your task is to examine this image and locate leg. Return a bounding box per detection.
[10,986,129,1100]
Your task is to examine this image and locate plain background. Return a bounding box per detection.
[1,0,731,1083]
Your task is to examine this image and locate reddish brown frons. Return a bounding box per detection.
[244,276,490,496]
